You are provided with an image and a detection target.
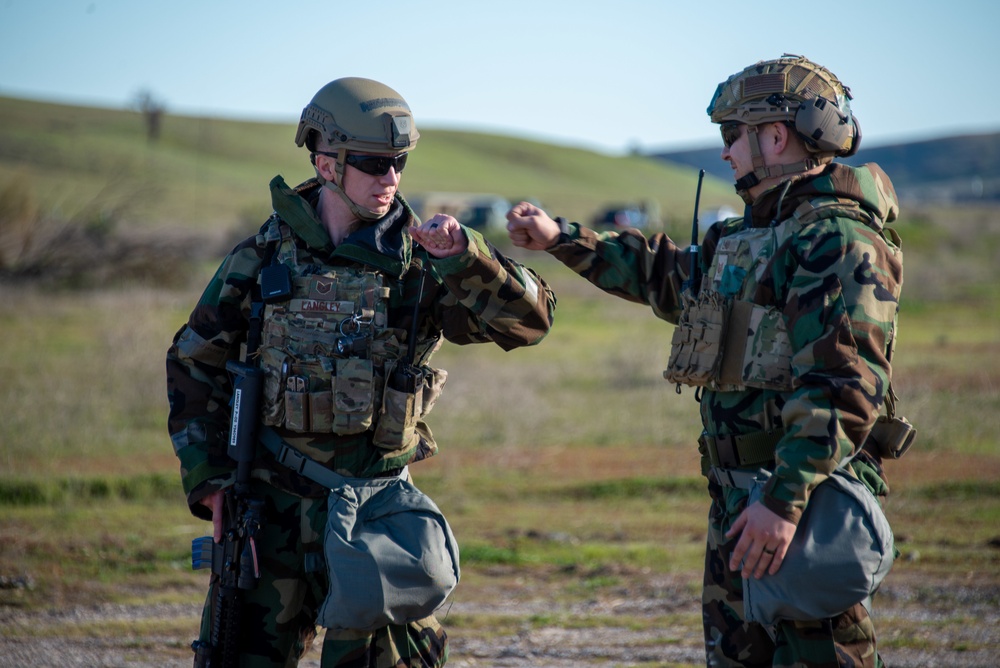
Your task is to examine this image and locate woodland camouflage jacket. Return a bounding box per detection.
[167,176,556,518]
[547,163,903,524]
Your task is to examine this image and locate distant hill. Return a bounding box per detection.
[648,132,1000,205]
[0,95,738,237]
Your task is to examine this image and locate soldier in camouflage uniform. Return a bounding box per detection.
[167,77,556,667]
[507,55,902,667]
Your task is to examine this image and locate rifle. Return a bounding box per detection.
[190,362,265,666]
[192,253,289,666]
[683,169,706,297]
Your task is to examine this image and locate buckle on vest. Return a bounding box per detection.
[276,444,308,475]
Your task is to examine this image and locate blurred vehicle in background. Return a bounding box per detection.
[592,202,657,229]
[408,192,512,230]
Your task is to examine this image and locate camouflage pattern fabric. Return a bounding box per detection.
[170,176,555,666]
[321,618,448,668]
[194,482,449,667]
[546,162,901,666]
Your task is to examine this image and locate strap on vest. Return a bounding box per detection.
[258,426,405,489]
[700,429,784,469]
[259,426,347,489]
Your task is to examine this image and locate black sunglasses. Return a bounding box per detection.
[720,122,745,148]
[315,151,408,176]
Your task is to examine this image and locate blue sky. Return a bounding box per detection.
[2,0,998,154]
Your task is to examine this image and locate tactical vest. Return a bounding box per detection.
[665,196,889,393]
[255,223,447,455]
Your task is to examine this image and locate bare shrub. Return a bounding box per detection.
[0,174,221,288]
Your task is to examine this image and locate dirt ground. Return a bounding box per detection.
[2,570,997,668]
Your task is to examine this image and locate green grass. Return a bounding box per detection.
[0,220,997,625]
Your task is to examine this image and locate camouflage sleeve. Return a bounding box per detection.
[760,217,902,522]
[165,235,264,517]
[429,226,556,351]
[545,220,688,323]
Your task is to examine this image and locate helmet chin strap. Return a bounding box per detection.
[733,124,822,204]
[313,148,383,222]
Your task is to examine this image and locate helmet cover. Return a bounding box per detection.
[707,54,859,157]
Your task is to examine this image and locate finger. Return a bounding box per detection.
[211,494,224,543]
[752,547,775,579]
[507,202,527,218]
[507,201,537,220]
[729,538,748,573]
[725,509,748,540]
[726,512,749,572]
[767,547,785,575]
[507,231,531,246]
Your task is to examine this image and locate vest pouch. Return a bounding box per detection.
[282,358,331,433]
[719,300,794,391]
[373,363,421,452]
[309,389,333,432]
[259,347,289,427]
[285,387,309,432]
[332,358,376,435]
[664,290,731,387]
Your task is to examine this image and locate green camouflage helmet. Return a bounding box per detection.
[707,54,860,158]
[294,77,419,153]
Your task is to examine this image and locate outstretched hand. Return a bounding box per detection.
[409,214,469,258]
[506,201,562,251]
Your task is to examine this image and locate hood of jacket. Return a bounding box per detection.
[268,175,416,278]
[748,162,899,230]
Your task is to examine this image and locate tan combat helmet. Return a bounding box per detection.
[295,77,419,220]
[707,55,861,199]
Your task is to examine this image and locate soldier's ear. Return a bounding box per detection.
[315,153,337,182]
[770,122,791,153]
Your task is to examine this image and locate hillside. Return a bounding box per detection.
[0,95,739,238]
[649,131,1000,205]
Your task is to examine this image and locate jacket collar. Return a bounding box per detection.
[269,176,415,278]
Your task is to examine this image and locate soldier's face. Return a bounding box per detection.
[721,123,751,182]
[342,152,403,217]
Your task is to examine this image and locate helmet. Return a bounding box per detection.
[707,54,860,158]
[294,77,419,153]
[295,78,418,221]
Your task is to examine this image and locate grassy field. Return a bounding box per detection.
[1,97,999,666]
